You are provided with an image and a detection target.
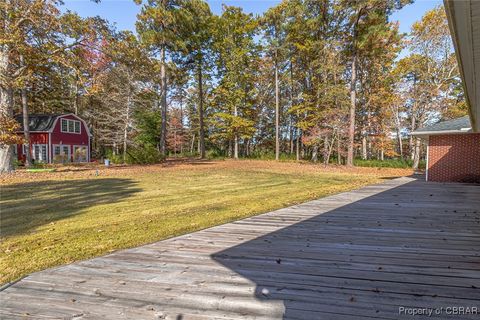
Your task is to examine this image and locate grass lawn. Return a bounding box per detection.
[0,160,411,284]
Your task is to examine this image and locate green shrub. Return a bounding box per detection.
[354,158,426,169]
[206,149,226,159]
[126,144,165,164]
[247,151,298,161]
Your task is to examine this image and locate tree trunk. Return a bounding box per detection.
[323,136,329,163]
[410,115,416,160]
[397,128,403,158]
[347,53,357,166]
[311,145,318,163]
[296,128,300,161]
[159,47,167,157]
[324,135,335,167]
[412,137,421,170]
[198,62,205,159]
[274,50,280,161]
[173,130,177,156]
[234,105,238,159]
[0,85,14,173]
[73,74,79,115]
[0,0,14,173]
[337,137,341,165]
[190,133,195,154]
[19,54,32,167]
[380,148,384,161]
[361,134,367,160]
[123,93,131,163]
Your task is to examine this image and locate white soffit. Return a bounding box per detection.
[444,0,480,132]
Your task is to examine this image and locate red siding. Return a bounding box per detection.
[50,115,89,146]
[428,133,480,183]
[15,133,48,162]
[50,115,89,162]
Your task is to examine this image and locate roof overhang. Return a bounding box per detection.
[444,0,480,132]
[411,128,473,140]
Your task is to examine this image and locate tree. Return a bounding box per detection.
[176,0,213,159]
[136,0,185,157]
[210,5,259,159]
[395,6,463,169]
[262,3,288,161]
[341,0,409,166]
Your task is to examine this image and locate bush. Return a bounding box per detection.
[104,150,123,165]
[103,145,165,165]
[206,149,226,160]
[126,144,165,164]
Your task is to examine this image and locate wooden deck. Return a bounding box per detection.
[1,177,479,319]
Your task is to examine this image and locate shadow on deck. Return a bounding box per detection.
[212,178,480,319]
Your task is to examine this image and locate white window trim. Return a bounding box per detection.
[53,144,71,163]
[60,118,81,134]
[32,144,48,163]
[73,145,88,163]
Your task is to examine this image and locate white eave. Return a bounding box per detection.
[411,127,472,137]
[444,0,480,132]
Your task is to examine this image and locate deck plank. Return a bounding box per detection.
[1,177,480,319]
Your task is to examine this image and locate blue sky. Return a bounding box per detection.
[62,0,443,35]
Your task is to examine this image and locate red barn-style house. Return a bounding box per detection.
[15,114,91,164]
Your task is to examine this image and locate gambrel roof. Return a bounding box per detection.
[15,114,62,132]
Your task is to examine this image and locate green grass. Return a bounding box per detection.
[0,161,406,284]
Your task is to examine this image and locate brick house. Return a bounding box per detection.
[15,114,91,164]
[412,116,480,183]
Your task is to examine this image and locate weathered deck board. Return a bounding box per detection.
[1,177,479,319]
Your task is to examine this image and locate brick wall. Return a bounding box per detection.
[428,133,480,183]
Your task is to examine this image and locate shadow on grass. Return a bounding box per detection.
[0,178,141,238]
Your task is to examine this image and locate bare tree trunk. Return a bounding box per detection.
[234,105,238,159]
[412,137,421,170]
[311,145,318,163]
[337,137,341,165]
[397,129,403,158]
[19,54,32,167]
[361,134,367,160]
[123,92,131,164]
[173,130,177,156]
[289,122,294,154]
[347,53,357,166]
[274,50,280,161]
[159,47,167,157]
[368,139,372,160]
[0,2,14,173]
[324,135,335,167]
[198,62,205,159]
[295,128,300,161]
[0,86,14,173]
[323,136,329,163]
[380,148,384,161]
[410,115,416,160]
[73,74,79,115]
[190,133,195,154]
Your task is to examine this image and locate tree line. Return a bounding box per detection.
[0,0,465,172]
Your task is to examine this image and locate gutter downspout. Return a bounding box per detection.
[426,143,429,182]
